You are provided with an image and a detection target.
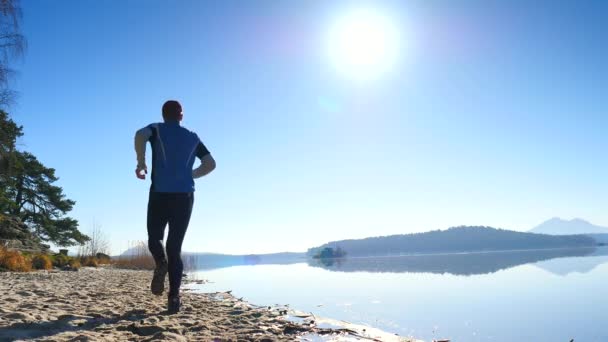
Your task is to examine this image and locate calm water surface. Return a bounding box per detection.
[187,247,608,342]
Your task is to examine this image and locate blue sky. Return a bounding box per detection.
[10,0,608,254]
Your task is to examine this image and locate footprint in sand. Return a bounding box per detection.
[3,312,33,321]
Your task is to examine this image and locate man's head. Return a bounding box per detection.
[162,100,183,122]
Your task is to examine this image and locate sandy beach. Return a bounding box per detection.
[0,267,314,341]
[0,267,413,342]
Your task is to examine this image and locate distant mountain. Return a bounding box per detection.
[530,218,608,235]
[118,241,163,257]
[307,226,596,258]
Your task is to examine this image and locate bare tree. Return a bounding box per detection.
[0,0,25,109]
[78,221,110,257]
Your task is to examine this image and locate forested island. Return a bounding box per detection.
[307,226,596,258]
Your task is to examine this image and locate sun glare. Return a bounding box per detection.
[328,9,400,81]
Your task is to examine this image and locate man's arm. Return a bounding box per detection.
[134,126,153,179]
[192,141,216,178]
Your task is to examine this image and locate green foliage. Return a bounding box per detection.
[0,111,22,159]
[0,111,23,212]
[51,253,71,268]
[0,111,22,148]
[50,253,82,270]
[313,247,347,259]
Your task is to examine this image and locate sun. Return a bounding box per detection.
[327,9,400,81]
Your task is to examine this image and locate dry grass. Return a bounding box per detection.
[112,241,198,271]
[0,247,86,272]
[112,241,155,270]
[81,256,98,267]
[96,255,112,265]
[0,247,32,272]
[113,254,155,270]
[70,258,81,269]
[31,254,53,270]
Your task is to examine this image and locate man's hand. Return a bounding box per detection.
[192,154,216,179]
[136,167,147,180]
[135,127,152,180]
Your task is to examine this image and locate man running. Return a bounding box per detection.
[134,100,216,313]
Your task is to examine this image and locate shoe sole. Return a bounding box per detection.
[151,269,167,296]
[168,297,180,314]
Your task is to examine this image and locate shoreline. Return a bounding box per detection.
[0,267,415,341]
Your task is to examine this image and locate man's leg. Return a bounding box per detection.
[166,193,194,307]
[147,191,169,295]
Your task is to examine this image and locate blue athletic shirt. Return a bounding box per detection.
[147,121,210,193]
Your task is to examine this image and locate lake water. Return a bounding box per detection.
[186,247,608,342]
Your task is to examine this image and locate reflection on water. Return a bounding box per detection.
[187,248,608,276]
[533,247,608,275]
[187,247,608,342]
[308,247,599,276]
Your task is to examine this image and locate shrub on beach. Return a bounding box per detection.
[69,258,81,269]
[50,253,88,270]
[51,253,71,268]
[0,247,82,272]
[0,247,32,272]
[32,254,53,270]
[95,253,112,265]
[82,256,98,267]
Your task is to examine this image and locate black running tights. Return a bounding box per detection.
[147,191,194,297]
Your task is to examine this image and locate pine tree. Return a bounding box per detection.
[3,150,89,246]
[0,110,21,208]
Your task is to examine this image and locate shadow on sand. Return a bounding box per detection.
[0,308,176,341]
